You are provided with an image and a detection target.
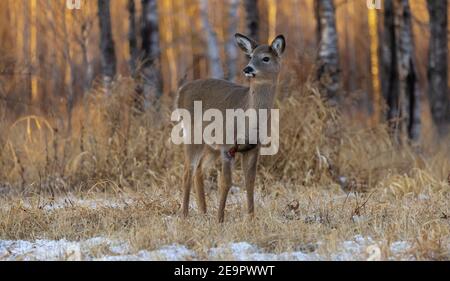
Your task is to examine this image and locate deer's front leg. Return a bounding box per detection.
[242,148,259,216]
[218,153,233,223]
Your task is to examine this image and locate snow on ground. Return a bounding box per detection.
[39,196,135,211]
[209,235,417,261]
[0,235,418,261]
[96,245,196,261]
[0,196,136,212]
[209,242,319,261]
[0,237,195,261]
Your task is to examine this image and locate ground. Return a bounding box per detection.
[0,180,448,260]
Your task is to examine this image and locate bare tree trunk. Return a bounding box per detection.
[141,0,163,100]
[62,6,76,135]
[407,61,421,142]
[314,0,321,45]
[30,0,38,104]
[344,0,356,92]
[381,0,400,133]
[244,0,259,41]
[427,0,449,136]
[44,0,61,103]
[81,24,93,92]
[97,0,117,88]
[393,0,420,142]
[128,0,138,76]
[75,3,94,94]
[160,0,177,93]
[368,8,381,124]
[199,0,224,79]
[190,1,205,80]
[226,0,239,81]
[315,0,340,102]
[23,0,32,103]
[267,0,277,41]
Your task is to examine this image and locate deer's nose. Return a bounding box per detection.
[243,66,255,74]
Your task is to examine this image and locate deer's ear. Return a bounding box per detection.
[235,33,258,56]
[271,35,286,57]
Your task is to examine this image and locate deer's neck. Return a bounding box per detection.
[248,78,278,110]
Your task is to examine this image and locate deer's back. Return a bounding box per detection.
[177,79,249,113]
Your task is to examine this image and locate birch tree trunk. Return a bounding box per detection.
[315,0,340,102]
[244,0,259,41]
[141,0,163,99]
[393,0,420,142]
[226,0,239,81]
[97,0,117,88]
[427,0,449,136]
[199,0,224,79]
[128,0,138,76]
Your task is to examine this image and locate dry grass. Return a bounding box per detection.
[0,75,449,260]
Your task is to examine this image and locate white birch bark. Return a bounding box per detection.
[199,0,224,79]
[315,0,340,102]
[226,0,239,81]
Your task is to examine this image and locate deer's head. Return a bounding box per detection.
[235,33,286,81]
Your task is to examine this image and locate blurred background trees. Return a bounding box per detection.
[98,0,117,89]
[0,0,448,142]
[315,0,340,102]
[427,0,449,136]
[244,0,259,41]
[140,0,163,102]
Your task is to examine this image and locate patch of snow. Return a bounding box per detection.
[0,238,194,261]
[3,196,136,213]
[389,241,414,260]
[96,245,195,261]
[390,241,410,253]
[229,186,240,195]
[1,239,81,261]
[332,235,374,261]
[41,197,135,211]
[352,215,368,223]
[0,235,420,261]
[209,242,319,261]
[418,193,430,201]
[0,237,130,261]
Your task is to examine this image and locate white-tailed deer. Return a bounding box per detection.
[176,33,286,222]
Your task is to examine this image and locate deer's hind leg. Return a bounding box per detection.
[193,156,206,214]
[182,157,192,217]
[182,144,204,217]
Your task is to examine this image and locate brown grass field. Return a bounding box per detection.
[0,75,449,261]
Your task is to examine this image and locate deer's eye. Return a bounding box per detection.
[262,57,270,62]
